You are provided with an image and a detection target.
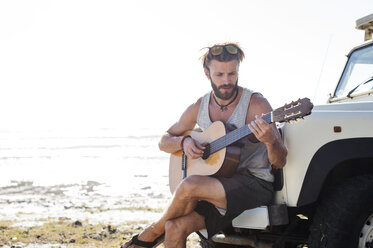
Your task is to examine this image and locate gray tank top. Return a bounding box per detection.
[196,88,274,182]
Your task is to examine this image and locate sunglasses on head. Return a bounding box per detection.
[210,45,238,56]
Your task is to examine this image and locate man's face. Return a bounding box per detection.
[205,59,239,100]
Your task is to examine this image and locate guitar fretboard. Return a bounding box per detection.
[209,112,272,155]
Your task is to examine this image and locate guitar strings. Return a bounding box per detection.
[208,113,271,155]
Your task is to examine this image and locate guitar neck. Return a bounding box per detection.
[209,112,272,154]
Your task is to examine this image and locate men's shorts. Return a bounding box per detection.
[194,171,274,239]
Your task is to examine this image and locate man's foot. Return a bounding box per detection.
[120,225,164,248]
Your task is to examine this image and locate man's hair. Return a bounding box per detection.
[201,42,245,71]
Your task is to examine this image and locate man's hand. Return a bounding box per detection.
[248,114,287,169]
[182,137,205,159]
[248,115,276,145]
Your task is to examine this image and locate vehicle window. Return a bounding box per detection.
[334,44,373,97]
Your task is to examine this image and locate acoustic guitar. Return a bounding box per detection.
[169,98,313,193]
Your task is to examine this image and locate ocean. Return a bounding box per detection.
[0,127,172,225]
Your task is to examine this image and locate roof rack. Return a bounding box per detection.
[356,13,373,41]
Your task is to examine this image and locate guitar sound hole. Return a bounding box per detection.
[202,144,211,160]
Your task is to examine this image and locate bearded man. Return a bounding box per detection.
[121,42,287,248]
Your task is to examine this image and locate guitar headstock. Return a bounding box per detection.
[273,98,313,123]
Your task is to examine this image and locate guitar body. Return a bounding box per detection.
[169,121,241,194]
[168,98,314,194]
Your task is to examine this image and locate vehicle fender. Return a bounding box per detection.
[297,137,373,206]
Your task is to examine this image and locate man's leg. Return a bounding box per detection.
[164,211,206,248]
[122,175,226,248]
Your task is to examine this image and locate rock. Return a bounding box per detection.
[108,225,117,234]
[89,234,103,241]
[73,220,82,227]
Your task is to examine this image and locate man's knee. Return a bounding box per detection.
[175,175,201,200]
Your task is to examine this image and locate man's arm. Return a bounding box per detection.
[247,94,288,169]
[158,98,205,158]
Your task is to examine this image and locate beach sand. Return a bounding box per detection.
[0,129,203,247]
[0,180,201,248]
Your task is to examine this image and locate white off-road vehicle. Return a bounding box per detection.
[200,13,373,248]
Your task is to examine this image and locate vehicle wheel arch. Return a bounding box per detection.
[297,137,373,207]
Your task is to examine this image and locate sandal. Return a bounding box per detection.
[121,234,164,248]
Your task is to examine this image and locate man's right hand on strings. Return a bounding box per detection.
[182,137,205,159]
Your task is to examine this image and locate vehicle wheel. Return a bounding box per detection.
[199,237,239,248]
[308,174,373,248]
[199,238,216,248]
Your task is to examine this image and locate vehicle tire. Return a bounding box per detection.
[308,174,373,248]
[199,238,239,248]
[199,238,217,248]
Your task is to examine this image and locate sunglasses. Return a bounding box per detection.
[210,45,238,56]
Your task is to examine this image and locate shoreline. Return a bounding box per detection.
[0,180,169,225]
[0,180,204,247]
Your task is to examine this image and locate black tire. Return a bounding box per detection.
[308,174,373,248]
[199,237,241,248]
[199,238,217,248]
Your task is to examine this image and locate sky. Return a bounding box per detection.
[0,0,372,131]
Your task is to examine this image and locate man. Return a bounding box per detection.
[121,42,287,248]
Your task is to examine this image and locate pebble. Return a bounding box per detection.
[72,220,82,227]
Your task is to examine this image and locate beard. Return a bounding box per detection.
[210,78,238,100]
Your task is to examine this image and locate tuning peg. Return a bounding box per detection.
[295,119,300,123]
